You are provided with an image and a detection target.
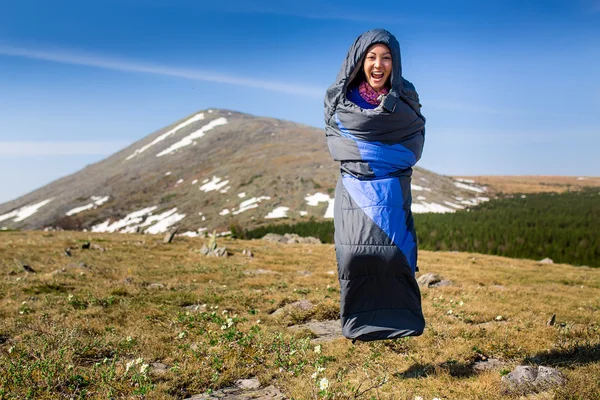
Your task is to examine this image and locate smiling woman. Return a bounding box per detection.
[325,28,426,342]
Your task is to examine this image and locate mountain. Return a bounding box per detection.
[0,109,489,235]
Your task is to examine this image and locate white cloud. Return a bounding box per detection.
[0,141,130,155]
[0,45,323,98]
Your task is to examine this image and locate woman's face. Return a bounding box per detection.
[363,43,392,92]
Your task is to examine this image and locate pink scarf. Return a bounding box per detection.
[358,81,389,106]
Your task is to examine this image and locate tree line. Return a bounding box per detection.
[239,188,599,268]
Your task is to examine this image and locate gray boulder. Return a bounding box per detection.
[502,365,565,393]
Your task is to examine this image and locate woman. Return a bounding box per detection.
[324,29,426,342]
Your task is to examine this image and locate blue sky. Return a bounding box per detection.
[1,0,599,203]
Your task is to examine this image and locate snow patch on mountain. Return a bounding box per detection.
[126,113,205,160]
[156,117,228,157]
[0,198,54,222]
[66,196,110,216]
[232,196,271,215]
[454,181,486,193]
[199,176,230,193]
[265,206,289,219]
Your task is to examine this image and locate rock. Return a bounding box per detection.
[272,300,314,316]
[184,304,207,312]
[20,263,36,274]
[213,247,228,257]
[262,233,321,244]
[146,283,165,290]
[433,280,452,287]
[502,365,565,393]
[49,268,67,276]
[186,384,287,399]
[538,257,554,264]
[547,314,556,326]
[289,320,343,343]
[150,362,169,375]
[244,269,278,275]
[536,366,566,386]
[235,377,260,390]
[91,243,106,252]
[81,242,91,249]
[417,273,443,287]
[262,233,286,243]
[198,245,229,257]
[296,270,312,277]
[472,357,507,373]
[199,245,210,255]
[163,230,177,244]
[242,249,254,257]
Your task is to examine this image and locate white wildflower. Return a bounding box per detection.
[125,360,135,373]
[256,319,261,324]
[126,336,132,342]
[178,331,186,339]
[495,315,503,321]
[314,344,321,354]
[447,309,453,315]
[222,310,228,315]
[226,317,233,328]
[317,366,325,373]
[68,294,74,301]
[8,346,14,354]
[289,349,296,356]
[221,324,227,330]
[311,372,318,379]
[135,357,143,365]
[140,363,149,375]
[459,301,464,306]
[319,377,329,391]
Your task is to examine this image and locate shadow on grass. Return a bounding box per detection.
[395,359,476,379]
[524,343,600,367]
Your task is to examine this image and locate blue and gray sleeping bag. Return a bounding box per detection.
[324,29,426,341]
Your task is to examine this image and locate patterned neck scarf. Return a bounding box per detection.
[358,80,389,106]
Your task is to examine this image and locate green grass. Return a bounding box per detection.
[0,231,599,398]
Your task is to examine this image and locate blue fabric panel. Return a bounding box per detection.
[335,114,417,177]
[342,174,417,273]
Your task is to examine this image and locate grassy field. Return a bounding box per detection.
[453,176,600,194]
[1,231,599,399]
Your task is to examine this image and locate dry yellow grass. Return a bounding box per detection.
[0,231,599,399]
[454,175,600,194]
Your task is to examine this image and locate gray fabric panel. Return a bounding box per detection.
[334,176,424,341]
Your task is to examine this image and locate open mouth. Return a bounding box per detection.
[371,71,385,80]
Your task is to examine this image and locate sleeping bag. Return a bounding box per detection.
[324,29,426,341]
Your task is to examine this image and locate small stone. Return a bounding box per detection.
[150,362,169,375]
[234,377,260,390]
[198,245,210,255]
[147,283,165,290]
[163,229,177,244]
[184,304,207,312]
[289,320,343,343]
[417,273,443,287]
[472,358,506,373]
[538,257,554,264]
[272,300,314,316]
[91,243,106,252]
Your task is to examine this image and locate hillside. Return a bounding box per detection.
[0,109,489,235]
[1,230,598,398]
